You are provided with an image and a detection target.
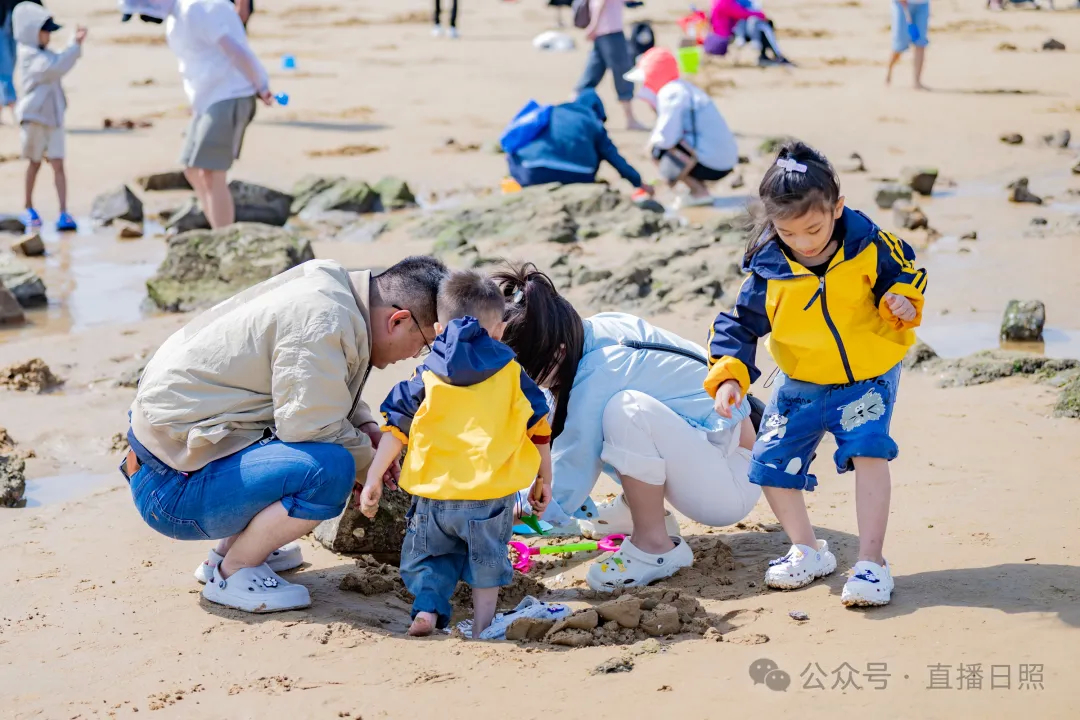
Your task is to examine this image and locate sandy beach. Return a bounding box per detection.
[2,0,1080,717]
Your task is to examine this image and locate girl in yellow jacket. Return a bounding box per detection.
[705,140,926,608]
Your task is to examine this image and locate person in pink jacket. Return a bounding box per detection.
[710,0,764,42]
[706,0,791,66]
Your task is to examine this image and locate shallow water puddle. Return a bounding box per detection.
[1047,202,1080,215]
[2,219,165,341]
[22,472,117,508]
[918,322,1080,360]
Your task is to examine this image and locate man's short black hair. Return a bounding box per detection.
[437,270,505,326]
[371,256,448,329]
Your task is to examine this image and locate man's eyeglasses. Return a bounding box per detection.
[393,304,431,358]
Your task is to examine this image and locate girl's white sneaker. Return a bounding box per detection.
[841,560,894,607]
[764,539,837,590]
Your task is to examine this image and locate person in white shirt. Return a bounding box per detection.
[119,0,272,228]
[625,47,739,208]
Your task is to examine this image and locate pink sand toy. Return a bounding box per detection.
[508,534,626,573]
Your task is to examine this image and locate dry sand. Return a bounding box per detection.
[2,0,1080,717]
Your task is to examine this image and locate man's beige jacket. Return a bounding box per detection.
[130,261,377,475]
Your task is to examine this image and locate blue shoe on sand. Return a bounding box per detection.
[24,208,42,228]
[56,212,77,232]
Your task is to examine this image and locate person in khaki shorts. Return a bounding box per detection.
[120,0,273,229]
[12,2,85,232]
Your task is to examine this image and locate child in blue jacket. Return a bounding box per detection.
[360,270,553,637]
[706,140,927,608]
[506,89,652,195]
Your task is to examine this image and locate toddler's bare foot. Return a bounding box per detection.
[408,612,437,637]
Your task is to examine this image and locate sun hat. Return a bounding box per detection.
[623,47,680,95]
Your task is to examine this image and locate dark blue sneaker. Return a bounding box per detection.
[56,212,77,232]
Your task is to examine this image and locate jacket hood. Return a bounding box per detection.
[12,2,51,46]
[117,0,176,21]
[746,207,878,279]
[572,88,607,124]
[426,317,516,387]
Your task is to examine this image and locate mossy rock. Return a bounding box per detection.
[147,223,315,312]
[1055,375,1080,418]
[314,487,413,561]
[306,180,380,214]
[291,175,346,215]
[373,177,417,210]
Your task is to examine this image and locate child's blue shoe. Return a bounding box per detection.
[23,208,42,229]
[56,212,77,232]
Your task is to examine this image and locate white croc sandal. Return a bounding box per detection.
[201,564,311,613]
[585,536,693,592]
[194,542,304,584]
[764,540,837,590]
[841,560,894,607]
[579,495,681,540]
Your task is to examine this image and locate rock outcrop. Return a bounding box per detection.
[904,341,1080,419]
[146,223,314,312]
[0,252,47,307]
[164,181,294,232]
[416,183,750,315]
[0,215,26,234]
[0,285,24,325]
[1008,177,1042,204]
[0,454,26,508]
[901,166,939,196]
[0,358,61,393]
[1001,300,1045,342]
[137,170,192,192]
[91,185,144,225]
[875,183,913,209]
[314,487,413,561]
[10,234,44,257]
[373,176,418,210]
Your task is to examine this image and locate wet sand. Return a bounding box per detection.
[2,0,1080,718]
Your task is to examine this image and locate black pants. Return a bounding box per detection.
[652,147,733,182]
[434,0,458,27]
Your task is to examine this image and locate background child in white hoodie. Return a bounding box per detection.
[12,1,85,232]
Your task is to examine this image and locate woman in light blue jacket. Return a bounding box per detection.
[495,264,762,591]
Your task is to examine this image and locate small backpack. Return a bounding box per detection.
[628,21,655,60]
[572,0,591,29]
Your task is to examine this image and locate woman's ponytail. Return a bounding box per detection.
[492,263,585,439]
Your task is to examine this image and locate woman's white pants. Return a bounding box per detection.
[599,390,761,527]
